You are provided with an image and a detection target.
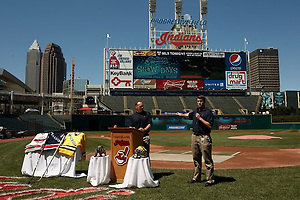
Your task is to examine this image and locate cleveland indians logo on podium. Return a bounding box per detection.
[114,146,130,166]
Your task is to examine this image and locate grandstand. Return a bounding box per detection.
[234,96,261,114]
[126,96,156,113]
[156,96,184,113]
[0,115,27,132]
[98,95,262,115]
[19,114,63,133]
[101,96,124,114]
[208,96,241,114]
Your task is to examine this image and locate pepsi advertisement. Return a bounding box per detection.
[225,52,247,71]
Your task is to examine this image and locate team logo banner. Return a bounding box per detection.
[273,92,285,106]
[156,79,203,90]
[226,71,247,89]
[110,70,133,89]
[225,53,246,71]
[155,32,203,47]
[134,79,156,89]
[261,92,273,108]
[109,50,133,69]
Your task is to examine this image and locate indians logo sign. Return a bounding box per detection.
[0,176,134,199]
[114,146,130,166]
[155,32,203,47]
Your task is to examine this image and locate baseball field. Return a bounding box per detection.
[0,129,300,199]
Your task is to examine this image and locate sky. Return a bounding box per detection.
[0,0,299,91]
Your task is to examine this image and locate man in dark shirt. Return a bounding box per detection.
[129,101,152,155]
[176,95,215,187]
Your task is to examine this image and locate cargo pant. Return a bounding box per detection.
[191,134,214,183]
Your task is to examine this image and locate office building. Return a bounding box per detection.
[63,78,89,96]
[40,43,67,94]
[25,39,42,93]
[249,48,280,92]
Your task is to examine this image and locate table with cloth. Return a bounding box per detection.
[87,155,111,186]
[21,148,86,178]
[109,157,159,188]
[21,132,86,178]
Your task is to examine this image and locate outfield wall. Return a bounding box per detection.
[150,115,272,130]
[70,114,300,131]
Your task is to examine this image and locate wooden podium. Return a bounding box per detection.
[109,127,144,183]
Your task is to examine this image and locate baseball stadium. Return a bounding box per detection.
[1,0,300,199]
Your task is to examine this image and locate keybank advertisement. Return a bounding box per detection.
[226,71,247,89]
[225,52,246,71]
[109,50,133,70]
[110,70,133,89]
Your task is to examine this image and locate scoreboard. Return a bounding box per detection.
[107,49,247,94]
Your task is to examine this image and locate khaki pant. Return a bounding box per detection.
[191,134,214,183]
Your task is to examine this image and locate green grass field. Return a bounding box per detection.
[0,130,299,199]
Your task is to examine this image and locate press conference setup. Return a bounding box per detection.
[21,127,159,188]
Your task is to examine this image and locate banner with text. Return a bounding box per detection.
[110,70,133,89]
[133,79,156,89]
[109,50,133,70]
[225,71,247,90]
[156,79,204,90]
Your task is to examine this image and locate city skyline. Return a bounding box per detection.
[0,0,299,91]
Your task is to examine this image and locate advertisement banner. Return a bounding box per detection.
[218,124,238,130]
[167,125,187,130]
[133,56,180,79]
[133,50,156,56]
[156,79,204,90]
[203,52,225,58]
[273,92,285,106]
[261,92,273,108]
[226,71,247,89]
[109,50,133,69]
[225,52,247,71]
[215,116,251,125]
[133,79,156,89]
[109,70,133,89]
[204,80,225,90]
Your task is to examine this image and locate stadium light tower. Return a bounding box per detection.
[200,0,208,50]
[175,0,183,20]
[149,0,156,49]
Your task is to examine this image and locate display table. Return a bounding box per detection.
[87,155,111,186]
[109,157,159,188]
[21,148,86,178]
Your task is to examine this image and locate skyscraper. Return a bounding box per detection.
[40,43,67,94]
[249,48,280,92]
[25,39,42,93]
